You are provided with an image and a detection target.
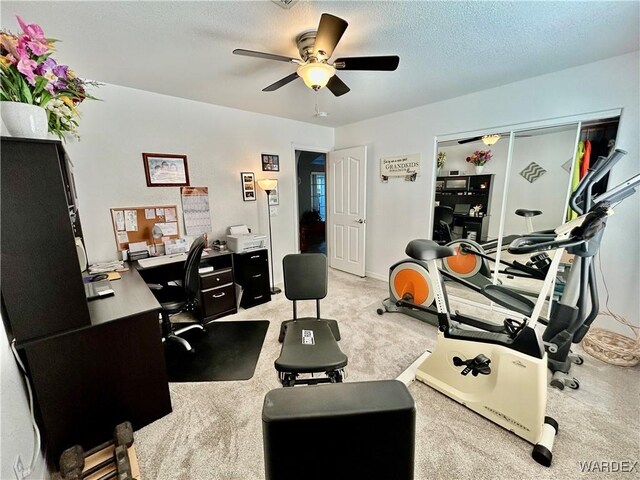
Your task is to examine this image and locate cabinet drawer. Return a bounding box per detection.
[201,269,233,290]
[235,250,269,279]
[241,290,271,308]
[202,284,236,318]
[241,279,271,309]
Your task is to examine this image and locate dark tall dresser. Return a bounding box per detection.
[1,137,172,467]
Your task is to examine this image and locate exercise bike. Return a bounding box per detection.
[401,205,612,466]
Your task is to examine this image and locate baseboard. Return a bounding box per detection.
[365,271,387,282]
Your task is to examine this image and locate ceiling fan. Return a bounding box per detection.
[233,13,400,97]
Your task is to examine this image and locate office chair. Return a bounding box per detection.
[433,205,454,244]
[151,236,206,352]
[277,253,341,342]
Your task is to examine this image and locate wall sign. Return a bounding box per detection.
[381,154,421,182]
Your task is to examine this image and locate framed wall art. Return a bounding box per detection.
[261,153,280,172]
[142,153,190,187]
[241,172,256,201]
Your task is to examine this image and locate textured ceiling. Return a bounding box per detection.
[2,1,638,127]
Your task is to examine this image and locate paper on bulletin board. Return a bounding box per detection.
[181,186,212,236]
[165,208,177,222]
[117,231,129,244]
[145,208,156,219]
[156,208,164,217]
[156,222,178,236]
[124,210,138,231]
[113,210,125,231]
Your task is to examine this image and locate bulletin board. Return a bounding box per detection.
[110,205,180,251]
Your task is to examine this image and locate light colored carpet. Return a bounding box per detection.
[135,268,639,479]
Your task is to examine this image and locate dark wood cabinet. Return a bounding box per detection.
[1,138,90,342]
[200,252,237,321]
[233,249,271,308]
[1,138,171,467]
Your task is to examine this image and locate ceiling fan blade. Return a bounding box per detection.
[334,55,400,71]
[458,137,482,144]
[326,75,350,97]
[313,13,348,60]
[262,72,299,92]
[233,48,299,64]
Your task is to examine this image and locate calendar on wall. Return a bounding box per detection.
[181,187,212,236]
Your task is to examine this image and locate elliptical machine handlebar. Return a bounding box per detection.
[570,149,627,215]
[509,204,611,255]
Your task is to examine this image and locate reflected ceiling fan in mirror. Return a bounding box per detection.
[458,134,502,146]
[233,13,400,97]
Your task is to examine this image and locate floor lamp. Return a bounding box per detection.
[257,179,282,295]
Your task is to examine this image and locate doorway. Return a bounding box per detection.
[296,150,326,254]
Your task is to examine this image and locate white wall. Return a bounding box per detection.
[335,51,640,329]
[0,320,48,480]
[63,84,334,285]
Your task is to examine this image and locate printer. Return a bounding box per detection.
[226,225,267,253]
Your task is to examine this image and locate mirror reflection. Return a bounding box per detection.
[433,116,621,318]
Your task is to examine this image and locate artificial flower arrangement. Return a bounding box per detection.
[0,16,99,139]
[437,151,446,169]
[466,149,492,166]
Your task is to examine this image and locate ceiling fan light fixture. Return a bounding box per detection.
[482,134,501,146]
[297,62,335,90]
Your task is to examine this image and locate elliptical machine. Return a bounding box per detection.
[540,152,640,388]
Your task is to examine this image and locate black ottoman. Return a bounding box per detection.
[262,380,416,480]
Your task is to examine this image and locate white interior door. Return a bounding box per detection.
[327,146,367,277]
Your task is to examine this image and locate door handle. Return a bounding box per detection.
[354,219,365,224]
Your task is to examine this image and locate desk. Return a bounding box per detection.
[136,249,238,322]
[20,269,171,466]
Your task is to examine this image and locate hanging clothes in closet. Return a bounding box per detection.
[580,139,592,178]
[567,140,585,220]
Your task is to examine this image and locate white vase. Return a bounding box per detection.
[474,165,484,174]
[1,102,48,139]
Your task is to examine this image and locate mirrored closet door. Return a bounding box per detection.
[432,113,620,316]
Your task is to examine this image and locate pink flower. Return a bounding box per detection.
[16,16,45,41]
[17,57,37,85]
[16,16,49,56]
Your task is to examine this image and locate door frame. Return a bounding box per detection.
[291,143,331,253]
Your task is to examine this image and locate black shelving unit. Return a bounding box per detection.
[435,174,494,242]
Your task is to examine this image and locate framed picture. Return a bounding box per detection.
[142,153,190,187]
[268,180,279,205]
[241,172,256,201]
[261,153,280,172]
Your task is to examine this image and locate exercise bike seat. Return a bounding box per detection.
[275,320,348,374]
[481,284,535,317]
[515,209,543,218]
[406,239,455,261]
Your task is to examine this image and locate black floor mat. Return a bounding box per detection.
[164,320,269,382]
